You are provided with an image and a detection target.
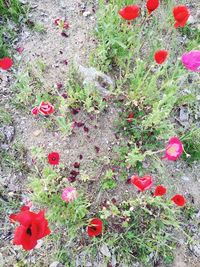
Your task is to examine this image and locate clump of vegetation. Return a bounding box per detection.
[65,67,108,113]
[29,148,90,237]
[100,195,192,265]
[0,0,26,57]
[182,128,200,163]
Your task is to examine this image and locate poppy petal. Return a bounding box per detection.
[146,0,159,14]
[0,57,13,70]
[154,185,167,196]
[119,5,140,21]
[154,50,169,64]
[13,226,26,245]
[173,5,190,28]
[87,218,103,237]
[171,194,186,207]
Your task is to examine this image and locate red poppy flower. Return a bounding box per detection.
[48,152,60,165]
[38,101,54,116]
[0,57,13,70]
[173,5,190,28]
[146,0,159,14]
[10,206,50,250]
[131,175,153,192]
[154,50,169,64]
[127,112,134,123]
[87,218,103,237]
[154,185,167,196]
[119,5,140,21]
[164,137,183,161]
[171,194,186,207]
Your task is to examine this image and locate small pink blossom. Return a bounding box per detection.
[164,137,183,161]
[31,107,39,116]
[38,101,54,116]
[54,18,69,29]
[181,50,200,72]
[32,102,54,116]
[62,187,78,203]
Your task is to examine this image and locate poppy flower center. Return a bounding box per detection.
[52,157,56,161]
[26,226,32,236]
[167,144,179,156]
[90,225,97,231]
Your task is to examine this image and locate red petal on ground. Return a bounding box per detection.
[94,146,100,153]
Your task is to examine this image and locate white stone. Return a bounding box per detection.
[83,11,91,17]
[100,244,111,258]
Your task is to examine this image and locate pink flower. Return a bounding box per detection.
[164,137,183,161]
[181,50,200,72]
[38,101,54,116]
[62,187,78,203]
[32,102,54,116]
[31,107,39,116]
[54,18,69,29]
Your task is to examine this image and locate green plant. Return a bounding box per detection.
[13,59,48,108]
[101,170,117,190]
[66,68,107,112]
[100,195,191,266]
[0,141,28,172]
[0,0,27,57]
[33,23,46,33]
[0,0,25,22]
[0,108,12,125]
[179,25,200,51]
[29,149,90,240]
[182,128,200,163]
